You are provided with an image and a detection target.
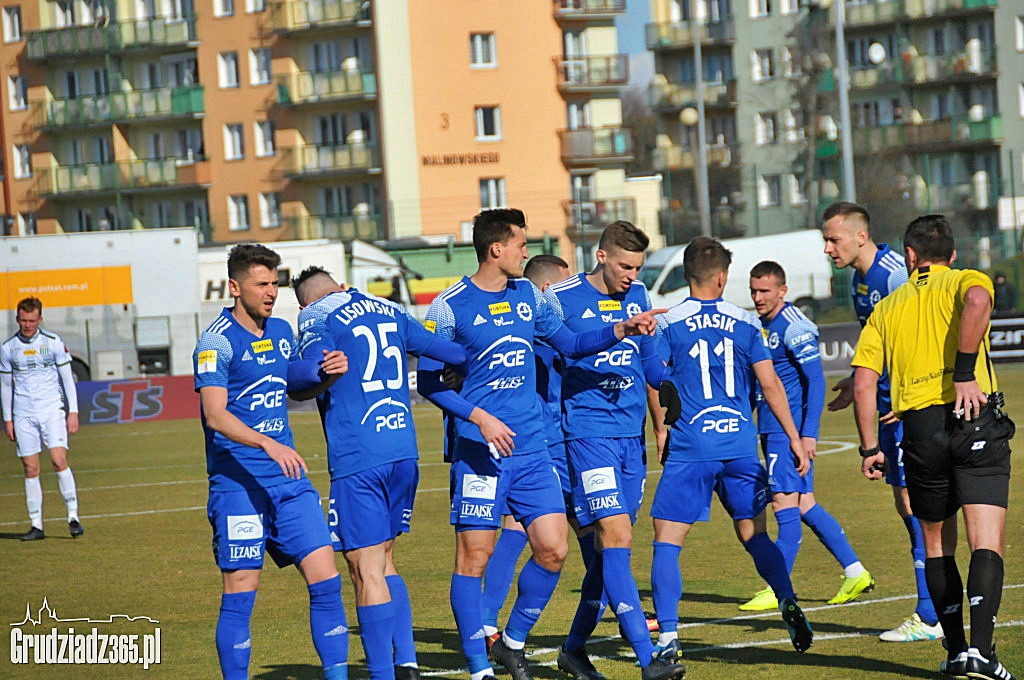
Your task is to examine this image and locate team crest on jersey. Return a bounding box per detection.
[251,339,274,353]
[516,302,533,322]
[626,302,642,317]
[279,338,291,359]
[768,332,780,349]
[869,290,881,305]
[489,302,512,316]
[598,300,622,312]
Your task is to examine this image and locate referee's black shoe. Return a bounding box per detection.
[966,647,1016,680]
[69,519,84,538]
[779,597,813,653]
[557,645,606,680]
[489,635,533,680]
[641,657,686,680]
[939,651,969,679]
[394,665,421,680]
[20,527,45,541]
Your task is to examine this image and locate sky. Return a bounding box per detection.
[618,0,655,89]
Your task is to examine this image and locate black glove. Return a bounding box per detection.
[441,365,464,392]
[659,380,681,426]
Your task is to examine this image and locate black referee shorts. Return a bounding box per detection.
[900,402,1013,522]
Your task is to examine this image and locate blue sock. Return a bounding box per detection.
[577,532,608,619]
[504,558,561,644]
[802,504,858,569]
[450,573,490,674]
[774,507,803,574]
[651,542,682,635]
[357,602,395,680]
[904,515,938,625]
[386,574,417,667]
[744,532,795,600]
[564,549,605,651]
[308,575,348,673]
[482,528,528,628]
[603,547,656,667]
[216,590,256,680]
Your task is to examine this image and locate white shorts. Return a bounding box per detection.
[13,411,69,457]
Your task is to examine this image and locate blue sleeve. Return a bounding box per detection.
[786,319,825,439]
[545,323,620,359]
[416,294,477,421]
[402,308,468,367]
[193,332,233,390]
[286,358,325,394]
[747,314,771,364]
[640,335,668,387]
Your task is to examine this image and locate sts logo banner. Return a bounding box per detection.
[76,376,200,424]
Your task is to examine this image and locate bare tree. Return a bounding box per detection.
[621,85,658,176]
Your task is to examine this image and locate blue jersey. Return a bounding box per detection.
[298,290,441,478]
[657,298,770,462]
[546,275,654,439]
[424,276,563,457]
[534,339,564,454]
[851,244,907,410]
[194,308,297,492]
[756,303,825,439]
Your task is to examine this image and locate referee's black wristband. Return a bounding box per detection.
[952,351,978,382]
[859,445,880,459]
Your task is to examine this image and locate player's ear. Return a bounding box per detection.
[949,249,957,266]
[228,278,242,298]
[904,246,918,272]
[780,283,788,298]
[595,249,607,265]
[490,240,502,260]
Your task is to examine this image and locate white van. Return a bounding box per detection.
[639,230,835,320]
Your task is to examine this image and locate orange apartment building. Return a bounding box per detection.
[0,0,645,271]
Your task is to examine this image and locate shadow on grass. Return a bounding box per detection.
[685,645,937,678]
[254,664,343,679]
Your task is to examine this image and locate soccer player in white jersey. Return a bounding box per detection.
[1,296,82,541]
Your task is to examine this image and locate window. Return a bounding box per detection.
[758,174,781,207]
[250,48,271,85]
[64,71,80,99]
[13,144,30,178]
[218,52,240,88]
[751,49,774,82]
[246,0,265,12]
[788,174,806,205]
[470,33,496,67]
[215,0,234,17]
[1017,16,1024,52]
[55,1,75,27]
[8,75,27,111]
[930,28,946,56]
[749,0,770,18]
[224,124,244,160]
[92,68,109,95]
[228,194,250,231]
[17,213,36,236]
[259,192,281,227]
[755,112,776,145]
[779,0,797,14]
[2,6,22,42]
[782,48,801,77]
[783,109,805,142]
[475,106,501,140]
[254,121,275,157]
[479,178,507,209]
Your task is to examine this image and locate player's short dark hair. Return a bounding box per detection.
[472,208,526,263]
[750,260,786,285]
[524,254,569,286]
[683,236,732,284]
[598,221,649,253]
[291,265,334,305]
[16,297,42,315]
[227,243,281,281]
[822,201,871,232]
[904,214,954,264]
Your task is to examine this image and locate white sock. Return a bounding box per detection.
[25,477,43,530]
[657,631,678,646]
[501,631,525,650]
[482,624,498,637]
[56,468,79,521]
[471,670,494,680]
[843,561,865,579]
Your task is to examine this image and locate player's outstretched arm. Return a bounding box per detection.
[287,349,348,401]
[614,308,667,339]
[753,359,809,475]
[827,375,854,411]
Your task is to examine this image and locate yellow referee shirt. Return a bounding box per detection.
[852,265,996,416]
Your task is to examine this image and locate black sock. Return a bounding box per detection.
[924,556,966,655]
[967,549,1004,657]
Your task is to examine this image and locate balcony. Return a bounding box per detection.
[276,68,376,106]
[559,126,634,165]
[36,86,204,130]
[848,115,1003,154]
[646,19,735,51]
[563,198,635,234]
[26,16,197,60]
[904,0,997,18]
[282,143,381,178]
[840,0,906,28]
[268,0,370,33]
[555,55,628,93]
[649,79,737,111]
[906,47,998,84]
[850,62,905,89]
[283,212,384,241]
[37,158,211,197]
[653,144,737,171]
[553,0,627,20]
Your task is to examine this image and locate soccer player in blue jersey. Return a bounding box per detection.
[417,209,677,680]
[193,245,349,680]
[649,237,814,658]
[544,221,678,679]
[291,267,470,680]
[821,201,941,642]
[738,260,873,612]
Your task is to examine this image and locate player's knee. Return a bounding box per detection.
[532,541,568,570]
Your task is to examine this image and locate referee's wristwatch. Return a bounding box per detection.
[858,445,880,458]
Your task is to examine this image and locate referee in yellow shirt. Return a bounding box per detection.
[851,215,1015,680]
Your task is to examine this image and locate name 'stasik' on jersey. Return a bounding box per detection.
[851,243,907,409]
[657,298,770,462]
[757,303,822,437]
[298,290,434,478]
[194,309,297,492]
[0,330,73,416]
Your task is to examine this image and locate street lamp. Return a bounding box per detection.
[681,106,712,237]
[688,0,712,237]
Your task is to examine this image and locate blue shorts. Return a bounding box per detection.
[496,442,572,518]
[328,459,419,552]
[208,477,332,570]
[651,456,770,524]
[450,443,565,531]
[760,434,814,495]
[879,420,906,487]
[567,437,647,527]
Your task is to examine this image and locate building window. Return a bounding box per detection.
[224,123,245,160]
[8,75,27,111]
[749,0,770,18]
[1016,16,1024,52]
[788,174,806,205]
[475,106,501,141]
[13,144,30,178]
[479,178,507,209]
[254,121,275,157]
[779,0,797,14]
[215,0,234,17]
[259,192,281,228]
[228,194,250,231]
[751,49,774,82]
[17,212,36,236]
[758,174,781,207]
[755,112,776,145]
[250,48,272,85]
[784,108,805,142]
[246,0,265,12]
[782,47,801,77]
[2,6,22,42]
[470,33,496,67]
[218,52,240,88]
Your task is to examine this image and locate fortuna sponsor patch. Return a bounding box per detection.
[488,302,512,315]
[598,300,622,311]
[197,350,218,374]
[424,320,436,333]
[856,283,869,295]
[251,339,274,353]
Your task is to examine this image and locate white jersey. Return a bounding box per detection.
[0,330,76,418]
